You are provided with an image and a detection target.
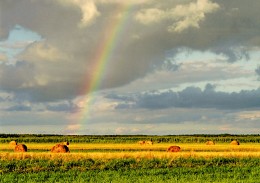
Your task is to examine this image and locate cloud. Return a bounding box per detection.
[238,111,260,121]
[96,0,149,4]
[0,0,260,103]
[5,104,31,111]
[46,101,79,112]
[135,8,166,25]
[108,84,260,110]
[135,0,220,32]
[0,96,4,102]
[256,65,260,76]
[256,65,260,81]
[139,86,260,109]
[111,56,255,94]
[64,124,81,134]
[211,46,250,62]
[0,53,7,62]
[0,40,35,50]
[20,42,65,62]
[0,60,82,102]
[0,61,35,91]
[61,0,100,27]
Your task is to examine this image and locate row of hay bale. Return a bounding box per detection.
[9,141,70,153]
[138,140,153,145]
[137,140,240,153]
[137,140,181,153]
[8,139,240,153]
[206,140,240,145]
[166,140,240,153]
[137,140,240,146]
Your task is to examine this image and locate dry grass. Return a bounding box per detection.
[58,143,260,152]
[1,143,260,152]
[1,143,260,151]
[0,151,260,161]
[0,142,260,161]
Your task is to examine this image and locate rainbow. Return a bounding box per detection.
[70,3,134,133]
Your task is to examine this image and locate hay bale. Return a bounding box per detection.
[14,144,27,152]
[62,141,69,145]
[206,141,215,145]
[167,146,181,152]
[138,141,145,145]
[145,140,153,145]
[51,144,70,153]
[230,140,240,145]
[9,141,17,146]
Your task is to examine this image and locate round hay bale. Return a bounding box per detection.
[9,141,17,146]
[62,141,69,145]
[51,144,70,153]
[145,140,153,145]
[167,146,181,152]
[138,141,145,145]
[230,140,240,145]
[10,141,17,146]
[206,141,215,145]
[14,144,27,152]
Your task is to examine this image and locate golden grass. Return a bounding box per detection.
[1,143,260,151]
[0,142,260,160]
[0,151,260,161]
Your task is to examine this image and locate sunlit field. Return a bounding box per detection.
[1,143,260,159]
[0,135,260,183]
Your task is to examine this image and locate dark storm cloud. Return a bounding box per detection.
[0,61,35,91]
[211,47,250,62]
[0,96,4,102]
[109,84,260,110]
[5,104,31,111]
[256,66,260,76]
[46,101,79,112]
[105,93,136,102]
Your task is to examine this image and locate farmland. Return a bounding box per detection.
[0,134,260,182]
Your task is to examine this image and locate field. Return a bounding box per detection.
[0,134,260,183]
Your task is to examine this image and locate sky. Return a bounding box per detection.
[0,0,259,135]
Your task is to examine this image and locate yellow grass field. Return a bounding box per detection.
[1,143,260,160]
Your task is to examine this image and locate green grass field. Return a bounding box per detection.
[1,155,259,183]
[0,134,259,183]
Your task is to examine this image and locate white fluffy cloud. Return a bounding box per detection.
[135,0,220,32]
[135,8,166,25]
[69,0,100,27]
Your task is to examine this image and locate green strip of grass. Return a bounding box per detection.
[1,166,259,183]
[0,157,259,173]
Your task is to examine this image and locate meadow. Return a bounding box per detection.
[0,134,259,183]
